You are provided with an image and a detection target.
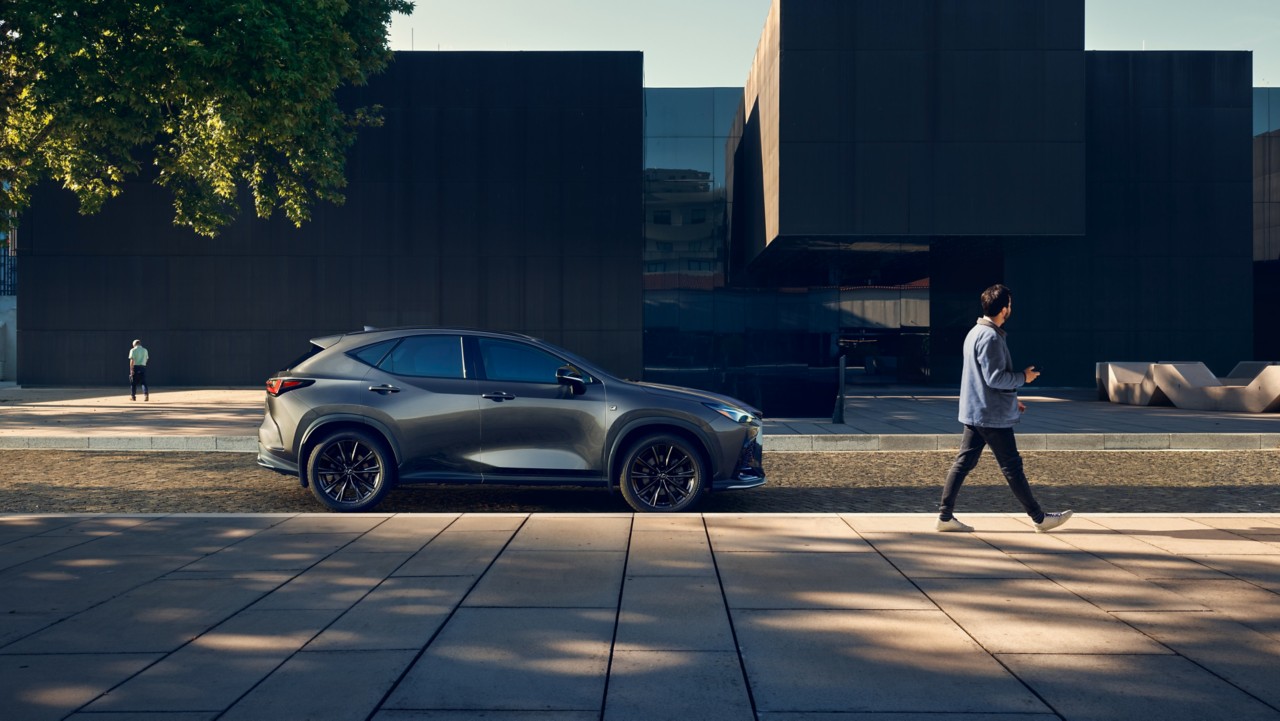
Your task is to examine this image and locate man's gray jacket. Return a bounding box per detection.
[958,317,1024,428]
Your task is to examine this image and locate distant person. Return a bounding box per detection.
[128,339,149,401]
[936,284,1072,533]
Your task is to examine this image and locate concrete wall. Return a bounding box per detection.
[18,52,644,386]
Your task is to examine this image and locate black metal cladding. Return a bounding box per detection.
[18,52,644,386]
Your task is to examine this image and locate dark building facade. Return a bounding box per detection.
[17,0,1263,413]
[19,52,643,386]
[1256,87,1280,362]
[719,0,1252,389]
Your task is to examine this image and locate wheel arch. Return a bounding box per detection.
[297,415,401,487]
[607,419,718,490]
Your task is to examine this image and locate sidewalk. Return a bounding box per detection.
[1,385,1278,451]
[1,512,1278,720]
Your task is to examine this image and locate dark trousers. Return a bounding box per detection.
[939,424,1044,523]
[130,366,148,398]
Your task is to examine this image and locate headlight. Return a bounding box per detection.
[704,402,755,424]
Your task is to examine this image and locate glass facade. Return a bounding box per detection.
[1255,88,1280,262]
[642,88,930,417]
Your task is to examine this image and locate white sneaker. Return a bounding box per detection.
[1034,510,1074,533]
[936,517,974,532]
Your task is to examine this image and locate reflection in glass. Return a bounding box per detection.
[643,88,933,416]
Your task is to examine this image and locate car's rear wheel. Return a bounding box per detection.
[619,434,706,513]
[306,429,395,512]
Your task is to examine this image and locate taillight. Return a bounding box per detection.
[266,378,314,396]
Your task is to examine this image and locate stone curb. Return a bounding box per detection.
[764,433,1280,452]
[0,436,258,452]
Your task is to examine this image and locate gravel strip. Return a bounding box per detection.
[6,449,1280,514]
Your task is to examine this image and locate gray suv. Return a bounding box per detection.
[257,328,765,512]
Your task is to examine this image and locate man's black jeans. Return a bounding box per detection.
[938,424,1044,523]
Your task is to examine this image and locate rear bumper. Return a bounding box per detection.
[256,443,299,476]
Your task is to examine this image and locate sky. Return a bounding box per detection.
[388,0,1280,87]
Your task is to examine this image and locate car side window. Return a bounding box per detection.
[348,339,398,368]
[478,338,573,384]
[379,335,466,378]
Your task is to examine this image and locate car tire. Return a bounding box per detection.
[619,433,707,513]
[305,429,396,512]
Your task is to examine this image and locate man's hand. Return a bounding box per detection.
[1024,366,1040,383]
[1018,401,1027,413]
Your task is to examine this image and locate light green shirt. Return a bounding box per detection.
[129,346,149,366]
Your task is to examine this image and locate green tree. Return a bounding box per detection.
[1,0,413,237]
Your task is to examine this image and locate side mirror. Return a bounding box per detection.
[556,366,587,395]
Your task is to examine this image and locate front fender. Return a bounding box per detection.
[604,414,724,482]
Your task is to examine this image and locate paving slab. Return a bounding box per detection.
[1010,552,1208,612]
[858,533,1043,579]
[85,608,338,713]
[505,515,631,551]
[716,551,933,610]
[915,578,1172,655]
[705,515,873,553]
[180,532,361,572]
[732,609,1047,714]
[1148,579,1280,639]
[615,577,735,651]
[392,529,516,577]
[1184,553,1280,592]
[624,529,716,576]
[305,576,474,651]
[1053,518,1234,579]
[997,652,1280,721]
[757,715,1057,721]
[375,712,597,720]
[219,649,418,721]
[2,577,276,653]
[1088,515,1280,555]
[463,550,625,608]
[604,650,752,721]
[1114,610,1280,710]
[0,653,164,721]
[384,607,614,712]
[250,550,412,611]
[343,514,458,553]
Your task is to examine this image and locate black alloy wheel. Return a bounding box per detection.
[620,433,707,513]
[306,429,395,512]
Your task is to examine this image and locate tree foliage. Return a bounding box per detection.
[1,0,413,237]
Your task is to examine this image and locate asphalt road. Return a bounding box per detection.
[6,449,1280,514]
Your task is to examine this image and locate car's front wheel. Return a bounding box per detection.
[619,434,707,513]
[306,429,395,512]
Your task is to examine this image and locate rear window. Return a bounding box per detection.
[349,339,399,368]
[280,344,324,372]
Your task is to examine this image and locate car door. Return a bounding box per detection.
[472,336,608,481]
[357,334,484,481]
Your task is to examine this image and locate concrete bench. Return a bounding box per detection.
[1099,361,1280,413]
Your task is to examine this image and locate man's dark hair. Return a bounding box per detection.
[980,284,1013,317]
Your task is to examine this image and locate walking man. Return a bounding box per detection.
[128,339,149,401]
[937,285,1072,533]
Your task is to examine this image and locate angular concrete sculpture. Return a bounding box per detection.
[1102,362,1171,406]
[1102,361,1280,413]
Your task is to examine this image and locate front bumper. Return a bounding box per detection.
[714,424,765,490]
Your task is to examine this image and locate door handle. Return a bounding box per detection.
[482,392,516,402]
[368,384,401,394]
